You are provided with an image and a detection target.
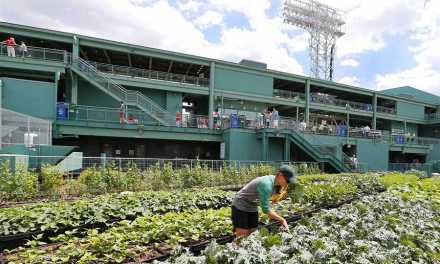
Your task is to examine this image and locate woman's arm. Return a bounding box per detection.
[267,211,288,230]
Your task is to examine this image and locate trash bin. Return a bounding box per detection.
[56,102,68,120]
[230,113,239,128]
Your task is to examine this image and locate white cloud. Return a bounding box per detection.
[324,0,420,58]
[340,59,360,68]
[339,76,359,86]
[376,66,440,94]
[194,11,223,29]
[177,0,203,13]
[374,0,440,94]
[0,0,305,75]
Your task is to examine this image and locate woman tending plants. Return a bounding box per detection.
[232,165,295,238]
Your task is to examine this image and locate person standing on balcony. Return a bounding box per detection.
[2,37,17,57]
[119,101,126,124]
[271,108,279,128]
[231,165,296,238]
[175,111,182,127]
[264,110,271,128]
[19,41,28,57]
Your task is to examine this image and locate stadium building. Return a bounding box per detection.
[1,21,440,172]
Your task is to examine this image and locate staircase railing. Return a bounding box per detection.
[283,129,352,172]
[72,58,174,125]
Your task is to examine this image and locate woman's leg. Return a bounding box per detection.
[234,227,251,237]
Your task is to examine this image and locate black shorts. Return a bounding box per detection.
[231,205,259,230]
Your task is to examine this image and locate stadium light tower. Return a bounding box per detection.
[283,0,345,80]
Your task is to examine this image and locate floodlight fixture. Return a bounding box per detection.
[283,0,345,80]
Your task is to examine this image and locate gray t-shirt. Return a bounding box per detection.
[232,175,275,213]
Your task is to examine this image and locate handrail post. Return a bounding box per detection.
[63,51,68,64]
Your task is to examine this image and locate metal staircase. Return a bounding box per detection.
[261,129,351,172]
[69,58,174,126]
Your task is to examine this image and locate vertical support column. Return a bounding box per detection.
[296,106,299,123]
[261,132,268,161]
[71,36,79,104]
[208,62,215,129]
[372,93,377,130]
[54,72,60,119]
[284,136,290,161]
[305,79,310,124]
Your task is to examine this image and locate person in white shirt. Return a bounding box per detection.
[19,41,28,57]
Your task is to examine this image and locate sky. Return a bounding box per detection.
[0,0,439,94]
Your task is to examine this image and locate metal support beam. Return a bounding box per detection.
[372,93,377,129]
[167,61,173,73]
[71,36,79,104]
[103,49,112,64]
[305,79,310,123]
[296,106,299,122]
[148,57,152,78]
[54,72,60,118]
[284,137,291,161]
[127,53,132,67]
[208,62,215,129]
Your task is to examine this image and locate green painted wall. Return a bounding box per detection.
[166,92,182,114]
[1,77,56,120]
[223,130,285,161]
[223,129,261,160]
[396,101,424,120]
[125,86,166,108]
[427,144,440,162]
[268,138,284,161]
[215,68,273,97]
[77,80,119,107]
[357,141,389,171]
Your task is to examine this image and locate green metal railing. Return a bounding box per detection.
[59,104,211,129]
[0,43,67,63]
[425,113,440,121]
[88,61,210,87]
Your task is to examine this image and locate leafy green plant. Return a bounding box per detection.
[5,208,233,263]
[40,164,65,197]
[0,188,233,237]
[0,161,38,201]
[78,165,106,194]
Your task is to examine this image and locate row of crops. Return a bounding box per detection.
[0,161,320,202]
[3,172,435,263]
